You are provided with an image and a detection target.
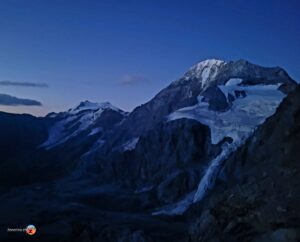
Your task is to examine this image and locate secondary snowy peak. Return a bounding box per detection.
[46,101,124,119]
[183,59,226,88]
[41,101,126,149]
[69,101,122,114]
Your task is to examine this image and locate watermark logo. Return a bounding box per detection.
[7,224,37,235]
[26,225,36,235]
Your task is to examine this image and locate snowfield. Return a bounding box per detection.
[168,81,285,144]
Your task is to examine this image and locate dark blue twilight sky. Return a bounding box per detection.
[0,0,299,116]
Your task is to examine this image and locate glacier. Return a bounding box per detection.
[168,82,285,144]
[166,80,287,206]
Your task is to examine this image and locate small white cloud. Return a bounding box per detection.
[119,74,150,86]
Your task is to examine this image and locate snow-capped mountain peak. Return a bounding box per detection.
[69,101,120,114]
[184,59,226,88]
[41,101,125,149]
[189,59,225,73]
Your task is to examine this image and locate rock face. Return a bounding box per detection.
[95,119,217,204]
[214,59,295,86]
[201,86,229,111]
[187,86,300,242]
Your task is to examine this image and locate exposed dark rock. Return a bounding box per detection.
[189,210,223,242]
[202,86,229,111]
[94,118,218,204]
[215,59,296,87]
[228,93,235,103]
[157,169,198,203]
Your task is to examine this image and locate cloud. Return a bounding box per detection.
[119,75,150,86]
[0,80,48,88]
[0,93,42,106]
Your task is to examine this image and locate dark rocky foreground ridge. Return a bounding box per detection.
[0,59,299,241]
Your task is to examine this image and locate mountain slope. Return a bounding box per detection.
[0,112,50,185]
[88,59,296,200]
[188,85,300,242]
[41,101,126,149]
[0,101,126,187]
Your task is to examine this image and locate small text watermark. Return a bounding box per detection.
[7,225,36,235]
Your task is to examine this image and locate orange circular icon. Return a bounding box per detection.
[26,225,36,235]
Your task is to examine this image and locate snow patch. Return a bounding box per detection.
[225,78,243,86]
[88,127,102,136]
[134,185,154,194]
[122,137,139,151]
[152,191,195,216]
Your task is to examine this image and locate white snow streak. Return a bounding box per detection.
[152,191,195,216]
[193,138,247,203]
[122,137,139,151]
